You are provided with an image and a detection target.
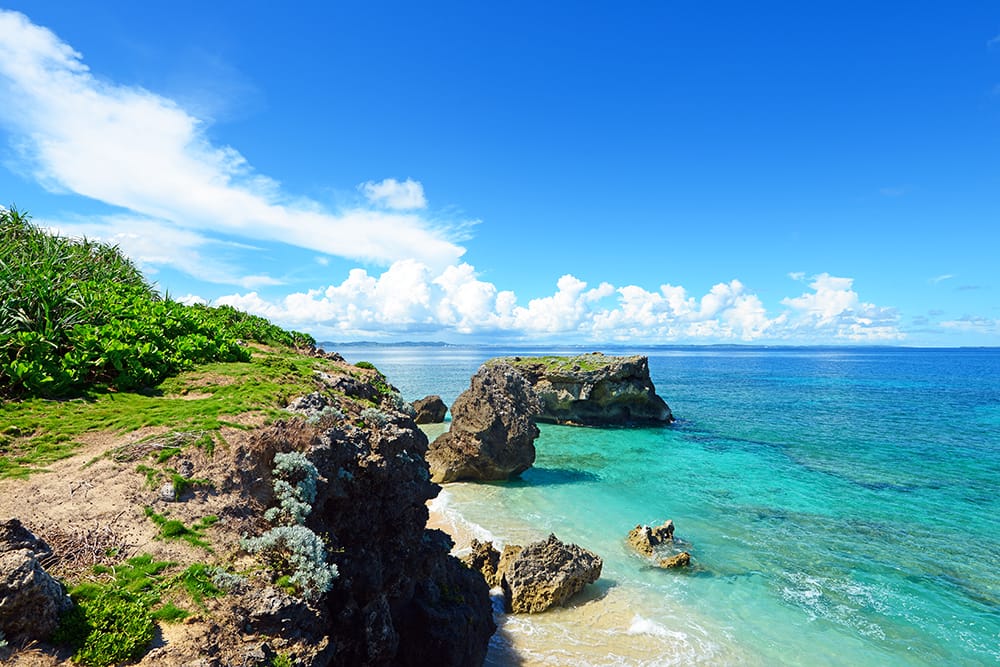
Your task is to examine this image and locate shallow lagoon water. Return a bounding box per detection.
[337,345,1000,666]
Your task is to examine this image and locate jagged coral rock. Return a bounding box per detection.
[501,534,602,614]
[426,363,541,483]
[626,520,675,557]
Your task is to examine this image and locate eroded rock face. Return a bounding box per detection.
[412,395,448,424]
[626,520,675,557]
[426,363,541,483]
[0,519,71,644]
[226,395,494,664]
[461,539,502,588]
[501,534,602,614]
[498,353,673,426]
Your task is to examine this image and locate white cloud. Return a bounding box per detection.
[780,273,903,341]
[0,10,464,273]
[361,178,427,210]
[213,265,901,343]
[41,215,283,289]
[929,274,954,284]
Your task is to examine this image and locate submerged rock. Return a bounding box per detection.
[426,363,541,482]
[658,552,691,569]
[501,534,602,614]
[496,352,673,426]
[412,395,448,424]
[626,520,675,557]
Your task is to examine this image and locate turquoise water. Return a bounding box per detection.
[336,345,1000,666]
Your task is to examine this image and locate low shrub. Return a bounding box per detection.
[52,589,155,667]
[241,525,338,602]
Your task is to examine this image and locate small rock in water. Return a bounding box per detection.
[626,519,674,557]
[658,551,691,569]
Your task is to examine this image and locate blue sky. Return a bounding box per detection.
[1,2,998,345]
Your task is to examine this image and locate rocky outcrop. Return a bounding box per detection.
[412,395,448,424]
[0,519,71,645]
[501,534,602,613]
[224,380,495,664]
[626,520,675,557]
[426,363,541,482]
[496,353,673,426]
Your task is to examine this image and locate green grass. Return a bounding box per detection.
[144,508,218,550]
[53,554,236,664]
[0,347,334,479]
[492,352,615,375]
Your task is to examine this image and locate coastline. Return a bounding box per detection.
[426,486,743,667]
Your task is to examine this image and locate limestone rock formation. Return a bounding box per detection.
[626,520,675,557]
[226,403,494,664]
[0,519,71,645]
[426,363,541,482]
[501,534,602,614]
[658,552,691,568]
[461,538,502,588]
[412,395,448,424]
[496,353,673,426]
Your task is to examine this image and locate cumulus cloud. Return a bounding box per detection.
[361,178,427,210]
[213,265,901,343]
[780,273,903,341]
[0,10,464,277]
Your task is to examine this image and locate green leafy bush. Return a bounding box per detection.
[52,589,155,667]
[0,207,312,398]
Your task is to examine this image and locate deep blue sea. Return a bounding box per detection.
[334,344,1000,666]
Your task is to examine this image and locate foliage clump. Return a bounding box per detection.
[265,451,319,525]
[0,206,312,398]
[242,451,337,602]
[360,407,390,428]
[241,525,338,602]
[52,554,236,665]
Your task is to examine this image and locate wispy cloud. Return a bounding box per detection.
[0,10,466,278]
[957,284,984,291]
[361,178,428,210]
[929,274,954,284]
[940,315,997,332]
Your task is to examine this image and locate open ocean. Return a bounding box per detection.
[334,344,1000,666]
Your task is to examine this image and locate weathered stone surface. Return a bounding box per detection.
[285,391,334,419]
[497,544,523,582]
[223,383,495,665]
[626,520,675,557]
[501,534,602,614]
[496,353,673,426]
[658,552,691,569]
[0,520,71,644]
[426,363,541,482]
[412,395,448,424]
[461,539,502,588]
